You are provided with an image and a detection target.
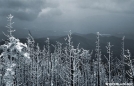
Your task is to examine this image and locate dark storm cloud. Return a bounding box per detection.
[0,0,134,36]
[0,0,47,21]
[76,0,134,14]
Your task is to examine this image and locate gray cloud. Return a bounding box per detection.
[0,0,52,21]
[76,0,134,14]
[0,0,134,37]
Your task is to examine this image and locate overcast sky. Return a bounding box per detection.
[0,0,134,34]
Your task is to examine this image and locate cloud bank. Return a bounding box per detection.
[0,0,134,34]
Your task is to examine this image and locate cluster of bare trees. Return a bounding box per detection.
[0,14,134,86]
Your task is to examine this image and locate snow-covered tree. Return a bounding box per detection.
[0,14,30,86]
[104,42,113,83]
[95,32,101,86]
[125,49,134,83]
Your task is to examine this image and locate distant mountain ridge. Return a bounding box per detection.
[1,33,134,60]
[1,28,134,40]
